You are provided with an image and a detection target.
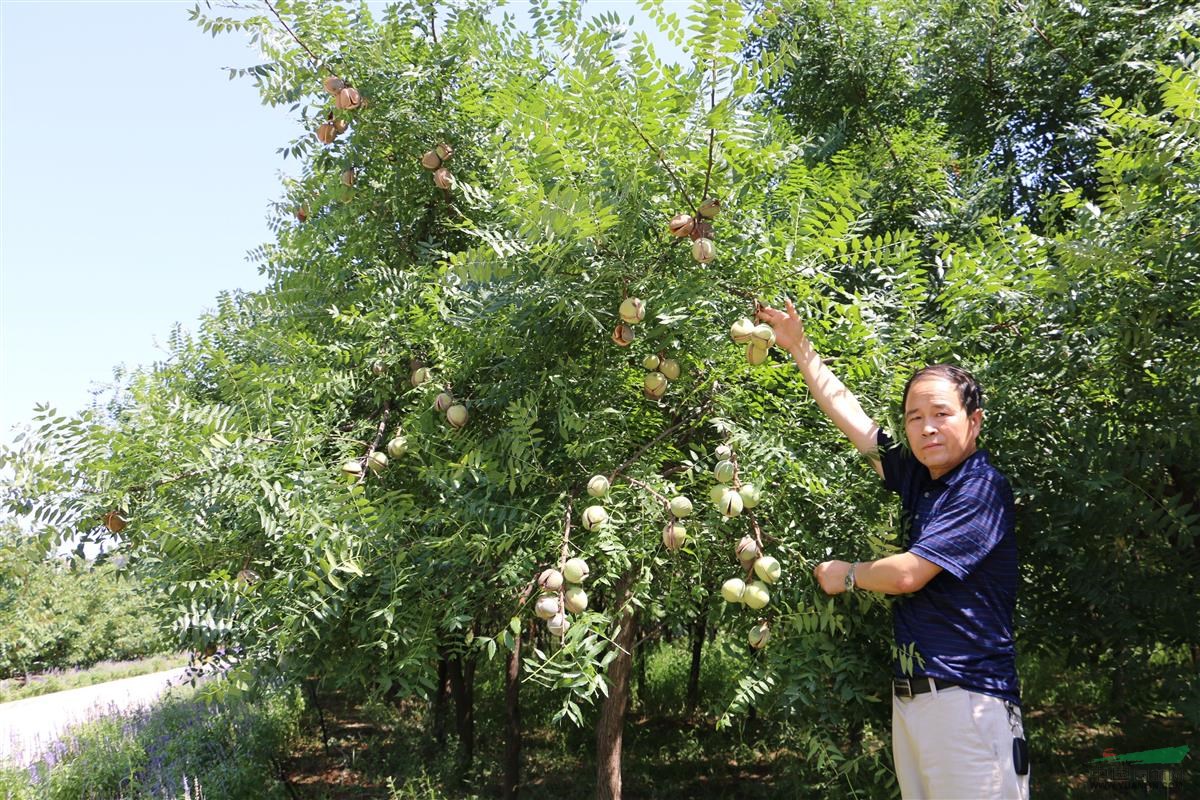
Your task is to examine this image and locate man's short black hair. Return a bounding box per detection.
[902,364,983,416]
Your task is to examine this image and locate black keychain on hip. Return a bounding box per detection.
[1005,701,1030,776]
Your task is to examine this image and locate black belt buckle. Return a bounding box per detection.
[894,678,913,699]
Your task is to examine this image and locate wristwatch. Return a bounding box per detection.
[844,562,857,592]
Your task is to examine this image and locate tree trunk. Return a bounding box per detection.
[686,612,707,714]
[433,654,449,748]
[447,654,476,770]
[503,624,524,800]
[596,571,638,800]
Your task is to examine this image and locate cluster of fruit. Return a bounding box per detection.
[420,142,456,191]
[667,198,720,264]
[410,363,469,429]
[315,75,363,144]
[581,474,612,531]
[611,296,644,347]
[535,557,590,637]
[661,493,693,551]
[729,317,778,365]
[721,534,779,649]
[642,353,682,401]
[707,445,762,518]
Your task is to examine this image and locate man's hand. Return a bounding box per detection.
[756,297,805,354]
[813,559,853,595]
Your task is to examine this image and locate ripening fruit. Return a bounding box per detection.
[563,557,590,583]
[582,505,608,531]
[748,620,770,649]
[341,460,363,481]
[721,490,744,517]
[697,197,721,218]
[323,75,346,95]
[754,555,782,584]
[721,577,746,604]
[535,595,561,620]
[643,354,661,371]
[332,118,350,135]
[692,237,715,264]
[564,586,589,613]
[547,612,570,636]
[659,358,681,381]
[435,143,453,161]
[296,206,309,223]
[446,404,469,428]
[746,344,769,365]
[539,568,564,591]
[742,580,770,610]
[730,318,755,344]
[619,297,645,324]
[736,535,761,563]
[410,367,432,387]
[710,485,732,505]
[335,86,363,110]
[341,168,356,187]
[433,168,455,190]
[739,484,762,509]
[662,523,687,551]
[668,213,694,237]
[433,392,454,413]
[387,436,408,459]
[612,323,635,347]
[316,122,337,144]
[420,150,442,170]
[715,444,733,459]
[587,474,610,497]
[669,495,693,518]
[371,360,385,376]
[751,324,776,350]
[713,460,736,484]
[103,511,128,533]
[644,371,668,399]
[367,451,388,473]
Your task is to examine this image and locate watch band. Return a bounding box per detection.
[845,562,857,592]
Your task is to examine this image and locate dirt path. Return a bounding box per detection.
[0,667,190,767]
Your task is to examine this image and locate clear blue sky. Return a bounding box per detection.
[0,1,688,443]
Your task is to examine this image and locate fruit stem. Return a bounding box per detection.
[622,476,671,511]
[357,402,392,484]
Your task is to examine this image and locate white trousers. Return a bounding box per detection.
[892,681,1031,800]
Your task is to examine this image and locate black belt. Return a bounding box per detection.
[893,677,960,699]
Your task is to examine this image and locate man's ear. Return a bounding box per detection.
[969,408,984,439]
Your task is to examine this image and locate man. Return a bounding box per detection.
[757,298,1029,800]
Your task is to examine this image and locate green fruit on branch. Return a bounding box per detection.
[316,122,337,144]
[659,358,681,381]
[433,392,454,413]
[547,612,570,636]
[433,167,455,190]
[612,323,635,347]
[697,197,721,218]
[738,484,761,509]
[367,451,388,473]
[669,495,693,518]
[751,323,776,349]
[539,568,564,591]
[565,586,589,613]
[587,474,610,497]
[335,86,363,110]
[446,404,469,428]
[721,577,746,604]
[341,168,356,187]
[721,490,744,517]
[715,444,733,459]
[736,535,761,563]
[644,371,668,399]
[742,580,770,609]
[713,460,736,484]
[692,237,715,264]
[387,436,408,459]
[435,143,453,161]
[563,557,590,583]
[710,485,732,505]
[748,620,770,649]
[323,75,346,95]
[582,505,608,531]
[535,595,561,620]
[103,511,128,533]
[662,523,688,551]
[341,460,363,481]
[746,343,769,365]
[420,150,442,170]
[668,213,695,237]
[730,318,755,344]
[410,367,432,387]
[643,354,661,370]
[754,555,781,584]
[619,297,645,324]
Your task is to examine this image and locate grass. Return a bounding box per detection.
[0,654,190,705]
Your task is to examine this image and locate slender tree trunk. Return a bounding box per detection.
[447,654,476,770]
[596,571,638,800]
[686,613,707,714]
[304,677,330,756]
[433,654,449,748]
[503,624,524,800]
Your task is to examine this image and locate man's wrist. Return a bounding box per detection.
[844,561,857,592]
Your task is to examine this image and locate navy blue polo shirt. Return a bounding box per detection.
[878,429,1020,705]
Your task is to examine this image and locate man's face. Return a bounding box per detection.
[903,376,983,480]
